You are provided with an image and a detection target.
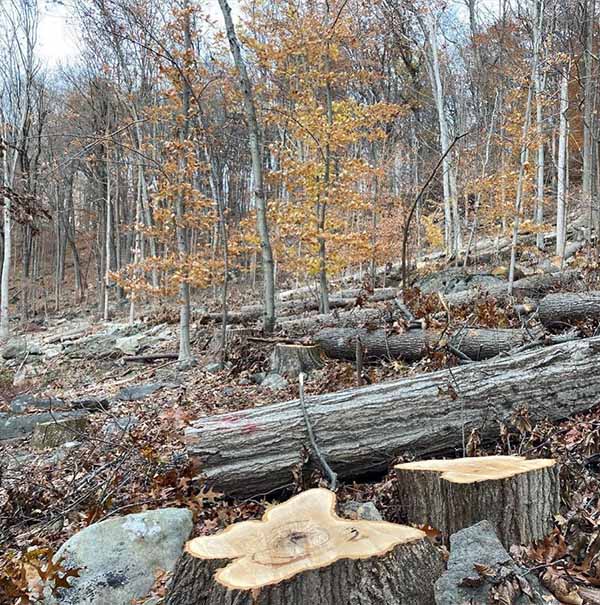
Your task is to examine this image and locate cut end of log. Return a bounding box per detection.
[185,488,424,590]
[395,455,555,484]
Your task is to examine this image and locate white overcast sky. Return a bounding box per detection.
[37,0,497,67]
[37,0,236,67]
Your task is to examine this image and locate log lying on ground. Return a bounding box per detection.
[539,291,600,327]
[443,270,582,308]
[315,327,525,362]
[240,297,355,321]
[166,488,443,605]
[395,456,559,547]
[201,288,400,326]
[242,288,399,320]
[271,344,325,378]
[185,335,600,497]
[277,308,387,336]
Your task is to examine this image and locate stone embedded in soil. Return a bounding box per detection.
[434,521,559,605]
[46,508,193,605]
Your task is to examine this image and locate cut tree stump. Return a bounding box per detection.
[185,335,600,497]
[31,415,89,449]
[539,291,600,327]
[270,343,325,378]
[165,488,443,605]
[395,456,559,547]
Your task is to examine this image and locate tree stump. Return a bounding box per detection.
[270,343,324,378]
[395,455,559,548]
[166,488,443,605]
[30,415,89,449]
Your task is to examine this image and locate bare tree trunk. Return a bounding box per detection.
[218,0,276,333]
[176,5,193,365]
[533,0,546,250]
[103,147,111,322]
[583,0,596,236]
[508,82,533,293]
[0,191,11,341]
[424,13,459,255]
[556,65,569,262]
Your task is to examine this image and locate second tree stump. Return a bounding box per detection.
[166,488,443,605]
[395,455,559,548]
[270,343,324,378]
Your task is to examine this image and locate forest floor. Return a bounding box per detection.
[4,238,600,603]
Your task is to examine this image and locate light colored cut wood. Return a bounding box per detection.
[396,455,555,483]
[167,488,443,604]
[395,455,559,547]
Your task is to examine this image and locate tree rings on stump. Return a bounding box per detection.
[395,455,559,547]
[166,488,443,605]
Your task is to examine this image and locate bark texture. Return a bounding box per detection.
[278,308,386,336]
[185,335,600,497]
[166,538,443,605]
[443,271,581,307]
[539,291,600,327]
[270,344,324,378]
[395,462,559,548]
[315,327,524,362]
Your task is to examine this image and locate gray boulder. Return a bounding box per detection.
[10,394,65,413]
[2,338,41,359]
[339,500,383,521]
[261,373,289,390]
[435,521,559,604]
[116,382,177,402]
[0,410,88,441]
[48,508,193,605]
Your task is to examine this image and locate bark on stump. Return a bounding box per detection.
[166,488,443,605]
[539,291,600,327]
[270,343,324,378]
[395,456,559,548]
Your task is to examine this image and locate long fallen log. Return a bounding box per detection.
[277,308,389,335]
[185,335,600,497]
[539,291,600,327]
[444,271,582,307]
[242,288,400,320]
[315,327,525,362]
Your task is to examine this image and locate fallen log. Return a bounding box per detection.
[539,291,600,327]
[444,271,582,308]
[277,308,388,336]
[241,288,399,321]
[315,327,525,362]
[166,489,443,605]
[123,353,179,363]
[395,456,559,547]
[185,335,600,497]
